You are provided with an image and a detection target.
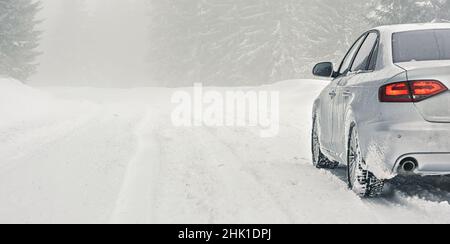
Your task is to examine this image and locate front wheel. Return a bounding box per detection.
[347,124,384,197]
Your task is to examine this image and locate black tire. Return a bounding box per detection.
[312,116,338,169]
[347,124,384,197]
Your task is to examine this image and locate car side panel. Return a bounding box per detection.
[346,69,414,178]
[318,79,340,155]
[331,67,407,163]
[333,74,355,159]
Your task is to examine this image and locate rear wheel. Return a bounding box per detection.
[347,124,384,197]
[312,117,338,169]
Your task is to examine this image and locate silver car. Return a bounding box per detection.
[312,23,450,197]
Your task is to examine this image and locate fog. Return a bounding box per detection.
[3,0,450,87]
[30,0,149,87]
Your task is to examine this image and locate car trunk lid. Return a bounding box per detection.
[397,61,450,123]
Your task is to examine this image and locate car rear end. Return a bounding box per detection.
[361,27,450,179]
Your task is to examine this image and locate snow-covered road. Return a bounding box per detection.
[1,79,450,224]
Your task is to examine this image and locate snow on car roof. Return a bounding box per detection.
[374,23,450,34]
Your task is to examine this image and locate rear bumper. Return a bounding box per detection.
[396,153,450,175]
[358,120,450,179]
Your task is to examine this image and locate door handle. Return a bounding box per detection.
[329,91,336,98]
[343,90,352,97]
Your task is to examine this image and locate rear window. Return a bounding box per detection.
[393,29,450,63]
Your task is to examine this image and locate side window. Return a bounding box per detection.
[338,34,366,75]
[351,32,379,72]
[368,43,379,71]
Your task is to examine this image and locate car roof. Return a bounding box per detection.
[373,23,450,34]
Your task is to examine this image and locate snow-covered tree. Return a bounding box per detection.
[435,0,450,21]
[301,0,370,70]
[148,1,406,86]
[148,0,314,86]
[147,0,205,87]
[196,0,311,85]
[369,0,450,26]
[0,0,41,81]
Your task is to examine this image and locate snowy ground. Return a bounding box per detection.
[1,78,450,224]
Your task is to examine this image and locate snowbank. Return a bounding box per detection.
[0,78,100,128]
[0,78,100,162]
[0,78,55,128]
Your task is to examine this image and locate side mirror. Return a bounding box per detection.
[313,62,334,78]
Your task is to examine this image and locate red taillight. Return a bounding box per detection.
[379,82,412,102]
[380,80,448,102]
[411,81,447,101]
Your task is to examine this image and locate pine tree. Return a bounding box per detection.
[0,0,41,81]
[301,0,371,70]
[200,0,309,85]
[148,0,206,86]
[148,0,313,86]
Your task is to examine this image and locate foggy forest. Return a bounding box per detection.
[1,0,450,86]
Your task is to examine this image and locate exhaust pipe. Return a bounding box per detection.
[399,158,418,174]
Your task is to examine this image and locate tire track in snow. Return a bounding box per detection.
[110,109,162,224]
[145,125,293,223]
[0,107,101,176]
[148,126,233,223]
[204,125,450,223]
[201,126,297,223]
[326,166,450,223]
[195,126,294,223]
[0,106,141,223]
[204,126,383,223]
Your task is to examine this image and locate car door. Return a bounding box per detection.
[319,78,342,152]
[320,34,366,154]
[333,32,379,157]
